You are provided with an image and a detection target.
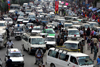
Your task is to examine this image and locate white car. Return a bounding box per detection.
[67,28,80,38]
[23,18,29,25]
[31,26,42,34]
[0,21,7,30]
[4,18,13,26]
[5,48,24,67]
[45,36,56,49]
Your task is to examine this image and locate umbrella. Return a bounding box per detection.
[61,1,64,4]
[92,8,98,11]
[97,9,100,12]
[65,3,69,6]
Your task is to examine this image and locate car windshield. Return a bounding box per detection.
[46,37,55,41]
[24,19,28,21]
[64,43,78,49]
[68,30,79,35]
[31,38,45,44]
[78,56,93,65]
[90,23,98,27]
[46,30,55,34]
[0,23,5,26]
[5,19,12,21]
[84,25,91,28]
[65,24,72,27]
[10,53,22,57]
[15,28,23,32]
[73,22,78,24]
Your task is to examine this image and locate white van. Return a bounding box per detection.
[47,48,94,67]
[22,33,46,54]
[0,30,7,48]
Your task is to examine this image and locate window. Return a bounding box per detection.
[23,35,28,41]
[29,38,31,43]
[70,56,78,65]
[59,53,69,61]
[48,50,59,58]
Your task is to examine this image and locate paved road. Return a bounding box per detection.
[0,37,100,67]
[0,36,49,67]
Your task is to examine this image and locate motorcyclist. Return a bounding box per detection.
[34,48,43,65]
[7,39,14,48]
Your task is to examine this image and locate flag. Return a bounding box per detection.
[55,0,59,12]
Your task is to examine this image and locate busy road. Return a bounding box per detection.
[0,0,100,67]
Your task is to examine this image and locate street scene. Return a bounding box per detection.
[0,0,100,67]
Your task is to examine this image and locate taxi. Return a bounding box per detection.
[5,48,24,67]
[41,28,55,37]
[67,28,80,38]
[31,26,42,34]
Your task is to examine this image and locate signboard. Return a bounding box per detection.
[97,3,100,8]
[7,0,10,10]
[55,0,59,13]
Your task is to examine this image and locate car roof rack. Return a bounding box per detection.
[54,46,68,54]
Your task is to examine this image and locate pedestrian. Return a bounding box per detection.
[59,39,63,46]
[92,37,98,45]
[6,56,12,67]
[86,26,90,36]
[56,36,60,46]
[80,40,84,53]
[55,31,59,39]
[97,55,100,65]
[80,29,83,37]
[90,40,94,54]
[87,37,91,50]
[6,28,10,40]
[94,43,98,60]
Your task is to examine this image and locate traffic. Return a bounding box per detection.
[0,0,100,67]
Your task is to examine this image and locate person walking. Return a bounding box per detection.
[87,37,91,50]
[94,43,98,60]
[56,36,60,46]
[6,56,12,67]
[90,40,94,54]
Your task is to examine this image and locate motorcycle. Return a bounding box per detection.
[36,57,43,66]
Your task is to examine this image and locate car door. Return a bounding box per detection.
[22,35,28,50]
[57,53,69,67]
[69,56,79,67]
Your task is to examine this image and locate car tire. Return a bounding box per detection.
[28,49,31,55]
[50,63,55,67]
[22,44,25,51]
